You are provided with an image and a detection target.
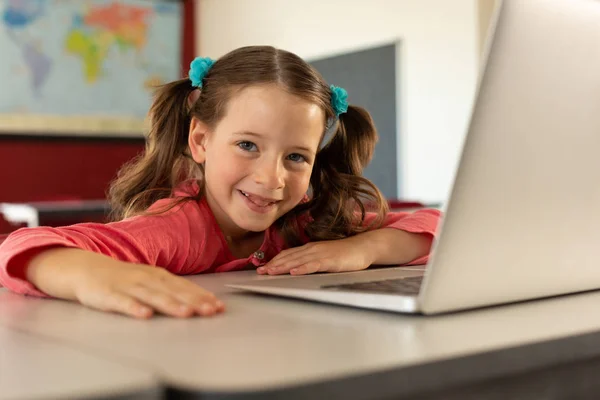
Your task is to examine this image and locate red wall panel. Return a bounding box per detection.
[0,139,144,202]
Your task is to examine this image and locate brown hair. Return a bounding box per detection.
[108,45,388,246]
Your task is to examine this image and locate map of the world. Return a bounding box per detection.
[0,0,182,135]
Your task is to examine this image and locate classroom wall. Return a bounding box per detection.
[197,0,481,203]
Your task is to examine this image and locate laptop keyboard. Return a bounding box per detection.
[321,276,424,295]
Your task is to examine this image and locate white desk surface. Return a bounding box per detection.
[2,267,600,398]
[0,324,159,400]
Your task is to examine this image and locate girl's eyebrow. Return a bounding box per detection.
[232,131,315,154]
[233,130,263,138]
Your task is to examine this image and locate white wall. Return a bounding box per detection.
[197,0,480,204]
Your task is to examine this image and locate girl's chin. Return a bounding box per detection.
[234,217,276,232]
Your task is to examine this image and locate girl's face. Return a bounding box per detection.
[189,84,325,239]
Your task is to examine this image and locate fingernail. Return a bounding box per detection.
[290,268,298,274]
[200,303,215,314]
[137,306,151,316]
[179,305,191,314]
[257,267,264,273]
[215,300,225,309]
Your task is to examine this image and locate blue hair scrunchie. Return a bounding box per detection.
[189,57,215,88]
[330,85,348,117]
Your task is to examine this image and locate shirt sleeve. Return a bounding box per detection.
[0,199,212,297]
[362,208,442,265]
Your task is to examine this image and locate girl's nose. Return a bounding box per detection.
[253,158,285,190]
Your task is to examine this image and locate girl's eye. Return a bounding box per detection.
[287,153,306,163]
[238,141,257,152]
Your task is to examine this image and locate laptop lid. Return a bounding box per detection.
[419,0,600,314]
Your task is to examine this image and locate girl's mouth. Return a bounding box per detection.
[238,190,280,213]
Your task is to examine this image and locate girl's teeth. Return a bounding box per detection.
[240,190,275,207]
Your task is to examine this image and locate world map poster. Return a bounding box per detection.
[0,0,182,136]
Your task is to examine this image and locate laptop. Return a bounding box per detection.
[227,0,600,315]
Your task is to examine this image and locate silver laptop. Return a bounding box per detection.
[227,0,600,314]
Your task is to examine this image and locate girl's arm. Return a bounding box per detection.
[343,227,433,267]
[259,208,441,275]
[22,247,222,319]
[0,199,223,318]
[360,208,441,265]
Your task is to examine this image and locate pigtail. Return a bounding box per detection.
[279,105,389,246]
[108,79,202,220]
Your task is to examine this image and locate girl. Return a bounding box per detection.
[0,46,441,319]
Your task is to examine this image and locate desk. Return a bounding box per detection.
[2,268,600,399]
[0,324,160,400]
[0,200,109,228]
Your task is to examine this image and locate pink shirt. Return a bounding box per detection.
[0,181,441,297]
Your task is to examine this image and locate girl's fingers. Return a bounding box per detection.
[260,249,317,274]
[144,271,224,316]
[266,263,299,275]
[260,259,300,275]
[126,285,196,318]
[76,265,224,319]
[265,256,324,275]
[169,279,225,314]
[290,261,323,276]
[92,291,154,319]
[266,244,313,265]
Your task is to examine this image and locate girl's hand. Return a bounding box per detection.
[256,236,374,276]
[256,229,432,276]
[73,262,225,319]
[26,248,224,319]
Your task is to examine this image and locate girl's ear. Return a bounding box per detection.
[188,117,210,164]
